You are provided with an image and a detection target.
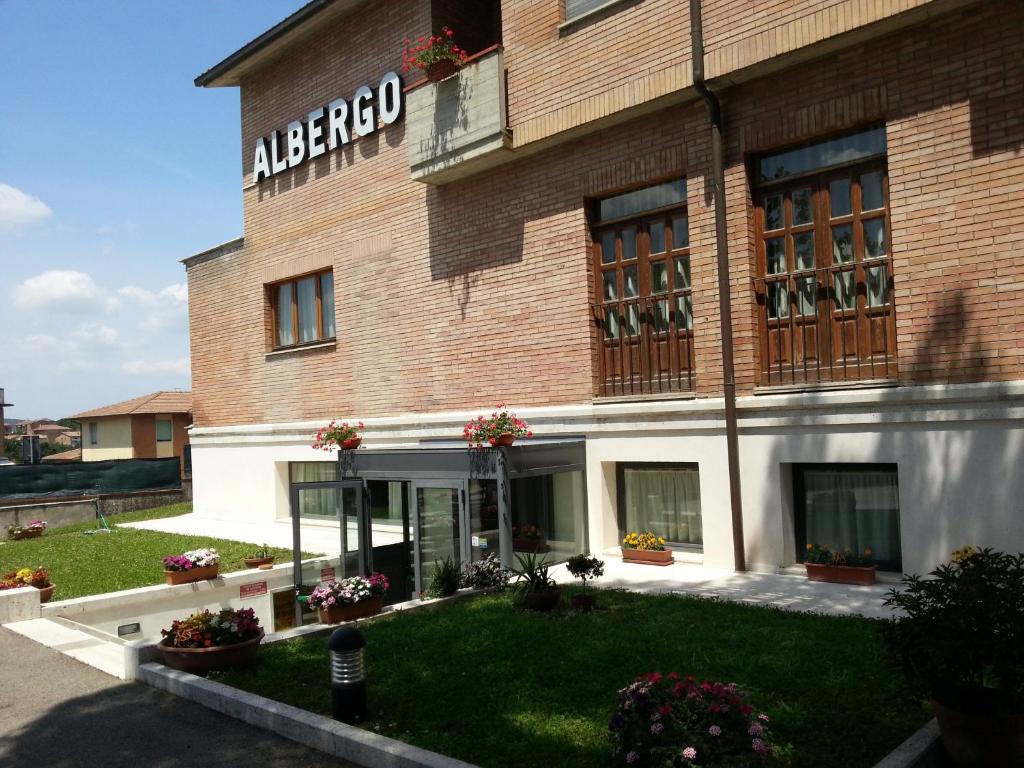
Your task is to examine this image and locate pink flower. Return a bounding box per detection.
[748,723,764,736]
[625,752,639,764]
[752,738,768,754]
[682,747,697,760]
[650,722,664,735]
[708,725,721,736]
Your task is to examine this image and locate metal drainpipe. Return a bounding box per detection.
[690,0,746,571]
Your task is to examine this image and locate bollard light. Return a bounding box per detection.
[328,626,367,724]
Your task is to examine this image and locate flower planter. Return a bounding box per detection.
[243,556,274,568]
[341,437,362,450]
[425,59,460,82]
[621,548,673,566]
[932,697,1024,767]
[37,584,56,603]
[10,529,43,541]
[804,562,877,586]
[570,593,596,612]
[164,564,220,585]
[513,537,548,554]
[317,595,384,625]
[158,631,264,677]
[522,588,561,612]
[492,433,515,447]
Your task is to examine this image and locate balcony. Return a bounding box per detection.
[591,295,695,399]
[405,46,513,184]
[755,263,897,389]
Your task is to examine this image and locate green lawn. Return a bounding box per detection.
[212,590,928,768]
[0,503,308,599]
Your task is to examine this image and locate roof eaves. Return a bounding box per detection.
[182,237,244,269]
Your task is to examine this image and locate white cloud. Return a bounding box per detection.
[73,322,119,345]
[13,270,102,310]
[0,183,52,230]
[121,358,190,376]
[117,282,188,331]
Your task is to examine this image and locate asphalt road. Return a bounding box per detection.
[0,627,350,768]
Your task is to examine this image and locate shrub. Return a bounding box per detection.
[161,607,261,649]
[308,573,389,610]
[566,554,604,593]
[609,673,786,766]
[461,553,510,590]
[883,546,1024,711]
[426,556,460,598]
[511,552,556,597]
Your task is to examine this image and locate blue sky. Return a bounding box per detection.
[0,1,305,420]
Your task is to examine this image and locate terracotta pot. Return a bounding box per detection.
[340,437,362,450]
[258,562,274,570]
[621,548,673,566]
[804,562,877,586]
[11,529,43,541]
[317,595,384,625]
[492,433,515,447]
[425,59,460,82]
[513,537,548,554]
[522,588,561,611]
[932,697,1024,767]
[159,631,264,677]
[164,564,220,585]
[37,583,56,603]
[244,556,274,568]
[570,593,596,612]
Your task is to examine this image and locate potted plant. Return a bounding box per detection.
[244,543,275,569]
[7,520,46,541]
[621,531,673,566]
[162,548,220,585]
[312,419,365,451]
[426,555,461,598]
[512,525,548,553]
[566,554,604,611]
[0,567,56,603]
[309,572,389,624]
[609,673,787,766]
[402,27,470,83]
[804,543,877,586]
[464,402,533,448]
[512,552,561,611]
[460,553,510,591]
[158,607,264,676]
[884,547,1024,767]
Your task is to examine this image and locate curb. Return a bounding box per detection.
[873,719,944,768]
[138,661,478,768]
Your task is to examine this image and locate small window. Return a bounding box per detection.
[89,422,98,445]
[269,269,336,350]
[794,464,902,571]
[156,419,173,442]
[565,0,624,23]
[290,462,336,483]
[617,464,703,549]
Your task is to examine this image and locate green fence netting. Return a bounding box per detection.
[0,458,181,500]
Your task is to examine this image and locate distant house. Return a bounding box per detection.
[56,430,81,448]
[72,391,192,477]
[29,423,74,448]
[41,447,81,463]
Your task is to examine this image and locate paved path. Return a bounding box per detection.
[0,627,350,768]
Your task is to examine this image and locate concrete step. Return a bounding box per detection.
[5,618,126,679]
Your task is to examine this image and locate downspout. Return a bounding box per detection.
[690,0,746,571]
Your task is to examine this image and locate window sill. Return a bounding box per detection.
[593,392,697,405]
[266,340,336,359]
[558,0,637,34]
[753,378,898,396]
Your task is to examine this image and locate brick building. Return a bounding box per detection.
[185,0,1023,589]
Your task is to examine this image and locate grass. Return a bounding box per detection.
[0,503,312,599]
[212,590,928,768]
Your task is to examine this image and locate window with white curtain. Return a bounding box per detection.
[618,464,703,548]
[795,464,902,571]
[269,269,336,350]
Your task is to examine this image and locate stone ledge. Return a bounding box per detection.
[872,719,943,768]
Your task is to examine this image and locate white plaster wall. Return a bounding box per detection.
[82,416,133,461]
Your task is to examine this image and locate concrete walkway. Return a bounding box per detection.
[0,627,351,768]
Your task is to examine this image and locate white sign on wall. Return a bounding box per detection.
[251,70,403,185]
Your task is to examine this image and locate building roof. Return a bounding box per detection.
[31,423,69,433]
[41,448,81,463]
[195,0,366,88]
[72,391,192,419]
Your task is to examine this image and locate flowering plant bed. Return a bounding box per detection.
[162,548,220,584]
[7,520,46,540]
[464,403,533,448]
[622,531,672,565]
[312,420,365,451]
[609,673,787,766]
[804,544,876,585]
[402,27,469,82]
[310,573,389,624]
[159,607,263,676]
[1,566,55,602]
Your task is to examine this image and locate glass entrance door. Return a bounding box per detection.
[339,481,365,579]
[411,481,466,595]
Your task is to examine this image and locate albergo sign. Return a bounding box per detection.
[252,71,403,185]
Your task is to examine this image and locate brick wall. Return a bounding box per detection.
[187,0,1024,427]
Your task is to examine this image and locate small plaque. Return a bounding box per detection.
[479,537,488,550]
[320,567,336,582]
[471,535,480,547]
[240,581,268,600]
[117,622,141,637]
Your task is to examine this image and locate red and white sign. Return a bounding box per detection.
[239,581,268,600]
[320,567,336,582]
